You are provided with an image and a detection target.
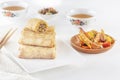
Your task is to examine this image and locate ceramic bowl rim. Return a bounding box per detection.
[0,0,28,12]
[67,8,96,20]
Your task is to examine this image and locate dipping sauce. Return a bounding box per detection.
[72,14,92,18]
[3,6,24,11]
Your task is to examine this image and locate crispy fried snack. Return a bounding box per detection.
[100,29,106,42]
[94,32,101,43]
[79,28,101,49]
[77,28,114,49]
[19,44,56,59]
[19,27,55,47]
[26,18,48,32]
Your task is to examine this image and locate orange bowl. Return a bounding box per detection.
[71,35,115,54]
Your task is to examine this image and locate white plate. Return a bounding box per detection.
[4,30,86,73]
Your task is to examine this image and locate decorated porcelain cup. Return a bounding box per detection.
[67,8,96,27]
[0,1,28,18]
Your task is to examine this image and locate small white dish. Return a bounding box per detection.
[38,7,58,20]
[39,13,58,20]
[4,30,86,73]
[67,8,96,27]
[0,1,28,18]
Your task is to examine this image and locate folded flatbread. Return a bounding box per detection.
[26,18,48,32]
[19,44,56,59]
[19,27,55,47]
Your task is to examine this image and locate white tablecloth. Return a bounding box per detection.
[0,48,38,80]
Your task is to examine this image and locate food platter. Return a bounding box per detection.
[4,30,86,73]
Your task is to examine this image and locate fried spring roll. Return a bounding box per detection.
[19,27,55,47]
[19,44,56,59]
[26,18,48,32]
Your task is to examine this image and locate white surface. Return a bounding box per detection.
[0,71,36,80]
[0,49,38,80]
[4,34,85,73]
[0,0,120,80]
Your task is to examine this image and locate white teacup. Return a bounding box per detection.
[67,8,96,27]
[0,1,28,18]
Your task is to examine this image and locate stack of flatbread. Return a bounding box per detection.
[18,18,56,59]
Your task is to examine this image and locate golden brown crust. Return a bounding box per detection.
[25,18,48,32]
[19,27,55,47]
[18,18,56,59]
[19,44,56,59]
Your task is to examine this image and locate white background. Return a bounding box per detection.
[0,0,120,80]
